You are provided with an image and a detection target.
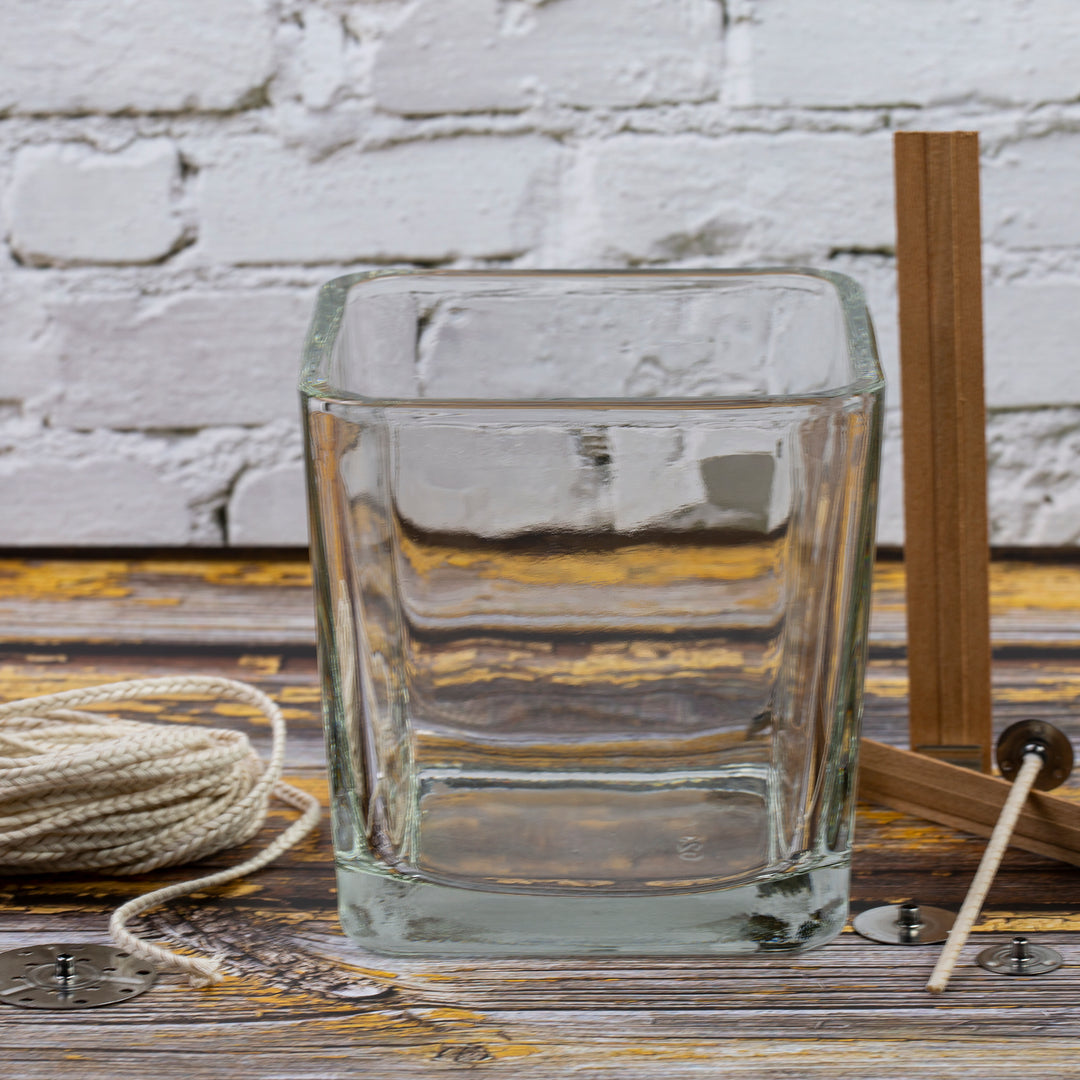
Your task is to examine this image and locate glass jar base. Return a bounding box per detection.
[335,856,850,957]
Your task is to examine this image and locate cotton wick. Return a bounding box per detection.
[0,676,321,987]
[926,748,1043,994]
[926,719,1074,994]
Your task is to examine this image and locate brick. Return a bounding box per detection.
[609,427,705,533]
[988,410,1080,546]
[876,411,905,549]
[228,464,309,547]
[49,290,315,428]
[580,134,894,263]
[342,291,422,399]
[373,0,721,115]
[199,136,561,264]
[0,457,189,545]
[297,5,346,111]
[0,0,274,114]
[416,278,855,399]
[751,0,1080,107]
[7,141,183,266]
[394,424,607,536]
[985,282,1080,407]
[417,289,766,399]
[0,275,55,401]
[983,135,1080,249]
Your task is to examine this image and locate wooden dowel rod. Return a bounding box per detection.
[858,738,1080,868]
[894,131,992,772]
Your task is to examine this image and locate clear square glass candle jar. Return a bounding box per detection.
[301,270,883,957]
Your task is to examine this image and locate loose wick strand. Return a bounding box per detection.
[0,676,322,987]
[926,750,1044,994]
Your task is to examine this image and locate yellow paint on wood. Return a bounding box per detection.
[213,702,262,717]
[279,687,322,703]
[977,911,1080,932]
[138,559,312,589]
[419,642,750,688]
[190,881,263,899]
[995,682,1080,704]
[281,774,329,801]
[863,676,911,698]
[414,1006,493,1023]
[238,655,283,675]
[0,560,134,600]
[873,559,1080,615]
[870,561,907,609]
[399,532,783,588]
[280,707,315,721]
[0,669,149,701]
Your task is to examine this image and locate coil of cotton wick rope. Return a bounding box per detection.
[0,676,321,988]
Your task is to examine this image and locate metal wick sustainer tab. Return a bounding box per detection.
[853,902,956,946]
[0,944,157,1010]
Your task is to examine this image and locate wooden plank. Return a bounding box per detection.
[870,559,1080,649]
[0,558,317,648]
[894,131,992,770]
[4,1032,1080,1080]
[7,556,1080,650]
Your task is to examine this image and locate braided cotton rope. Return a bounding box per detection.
[0,676,322,987]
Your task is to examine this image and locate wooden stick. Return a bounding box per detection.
[926,752,1044,994]
[894,131,992,772]
[858,738,1080,867]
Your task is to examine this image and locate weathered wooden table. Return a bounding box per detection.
[3,555,1080,1078]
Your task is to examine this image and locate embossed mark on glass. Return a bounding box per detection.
[301,270,884,956]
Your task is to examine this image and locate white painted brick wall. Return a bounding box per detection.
[48,291,316,428]
[228,464,310,547]
[0,458,190,545]
[751,0,1080,108]
[7,141,184,266]
[0,0,276,114]
[198,135,562,264]
[579,133,894,264]
[0,0,1078,549]
[985,283,1080,408]
[0,277,53,402]
[373,0,723,114]
[983,134,1080,249]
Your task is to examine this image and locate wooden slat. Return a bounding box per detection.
[894,131,992,770]
[0,558,317,648]
[858,738,1080,866]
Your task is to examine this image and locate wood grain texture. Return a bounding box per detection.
[859,737,1080,866]
[3,558,1080,1077]
[894,131,992,770]
[0,558,316,647]
[6,554,1080,649]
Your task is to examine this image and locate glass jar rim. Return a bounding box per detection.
[300,267,885,408]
